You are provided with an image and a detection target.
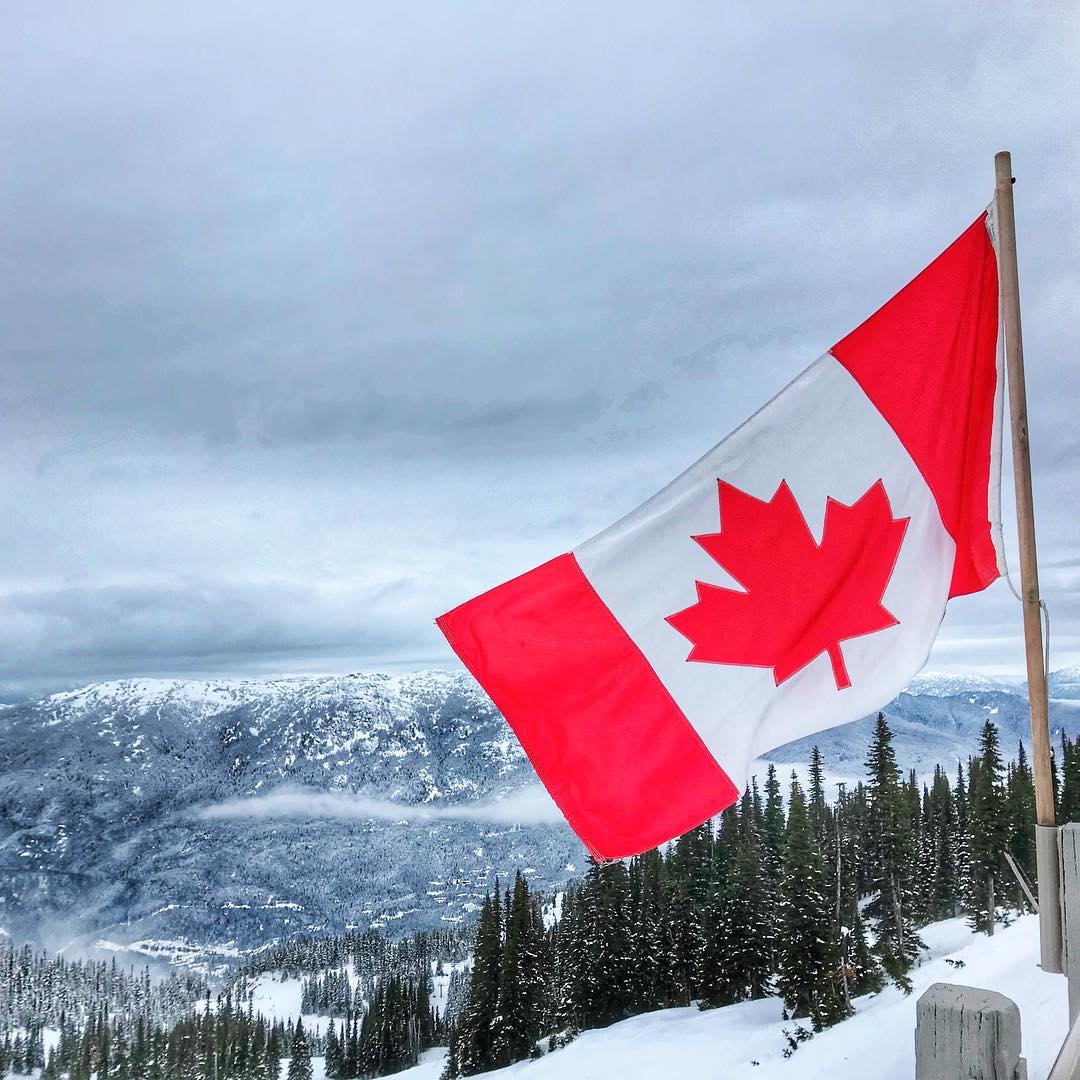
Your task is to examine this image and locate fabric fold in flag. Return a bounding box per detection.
[438,212,1004,860]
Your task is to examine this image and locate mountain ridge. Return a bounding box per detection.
[2,666,1077,970]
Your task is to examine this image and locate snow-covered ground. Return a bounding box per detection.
[249,955,470,1038]
[384,915,1067,1080]
[431,959,470,1016]
[247,972,334,1037]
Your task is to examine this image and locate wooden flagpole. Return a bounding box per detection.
[995,149,1063,973]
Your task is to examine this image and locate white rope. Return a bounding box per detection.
[989,199,1052,681]
[1042,598,1052,688]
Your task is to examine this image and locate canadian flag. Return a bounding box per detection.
[437,212,1004,860]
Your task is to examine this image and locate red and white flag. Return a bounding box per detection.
[437,212,1004,860]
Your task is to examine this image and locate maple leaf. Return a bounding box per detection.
[665,479,909,690]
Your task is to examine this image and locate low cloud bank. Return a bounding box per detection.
[198,784,566,826]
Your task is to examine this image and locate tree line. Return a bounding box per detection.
[22,1002,304,1080]
[323,972,441,1079]
[235,928,469,983]
[13,973,443,1080]
[445,715,1050,1076]
[0,922,459,1080]
[0,941,207,1034]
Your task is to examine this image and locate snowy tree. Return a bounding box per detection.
[699,791,773,1008]
[775,775,849,1031]
[966,721,1009,933]
[449,889,502,1077]
[287,1018,312,1080]
[492,872,545,1065]
[864,713,922,988]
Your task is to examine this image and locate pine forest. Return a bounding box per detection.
[2,715,1074,1080]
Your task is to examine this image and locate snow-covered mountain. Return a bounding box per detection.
[0,672,580,963]
[765,669,1080,782]
[1,668,1077,968]
[1050,662,1080,700]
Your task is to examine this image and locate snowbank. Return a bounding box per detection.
[397,915,1067,1080]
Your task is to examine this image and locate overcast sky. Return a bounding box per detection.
[1,2,1078,698]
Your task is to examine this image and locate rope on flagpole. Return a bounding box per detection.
[989,198,1053,683]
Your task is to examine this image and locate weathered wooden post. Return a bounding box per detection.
[912,149,1073,1080]
[1048,1010,1080,1079]
[915,983,1027,1080]
[1060,823,1080,1023]
[994,149,1063,974]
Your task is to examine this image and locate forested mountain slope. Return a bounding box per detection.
[0,667,1077,965]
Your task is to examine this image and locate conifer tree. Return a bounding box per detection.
[583,858,635,1027]
[1006,740,1037,905]
[286,1020,312,1080]
[697,802,733,1009]
[1060,732,1080,824]
[451,890,502,1077]
[924,766,961,920]
[628,849,668,1014]
[665,826,710,1005]
[442,1025,459,1080]
[807,747,831,849]
[864,712,924,989]
[864,713,921,989]
[966,721,1009,933]
[700,790,774,1008]
[323,1022,342,1080]
[492,872,545,1066]
[776,775,849,1030]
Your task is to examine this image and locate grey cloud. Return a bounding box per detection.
[1,2,1078,690]
[236,384,606,451]
[0,577,426,698]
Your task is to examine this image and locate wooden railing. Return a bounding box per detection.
[914,823,1080,1079]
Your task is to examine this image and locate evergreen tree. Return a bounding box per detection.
[492,872,545,1066]
[954,760,972,906]
[864,713,921,989]
[775,775,849,1030]
[628,849,668,1014]
[665,826,710,1006]
[452,889,502,1076]
[924,766,961,920]
[287,1020,312,1080]
[700,790,773,1008]
[573,858,634,1029]
[832,782,881,1000]
[807,747,831,849]
[323,1022,343,1080]
[1060,732,1080,824]
[1006,740,1037,907]
[966,721,1009,933]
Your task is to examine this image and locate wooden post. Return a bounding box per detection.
[1060,824,1080,1021]
[995,149,1063,974]
[915,983,1027,1079]
[1048,1008,1080,1080]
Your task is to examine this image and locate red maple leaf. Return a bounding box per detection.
[665,479,909,690]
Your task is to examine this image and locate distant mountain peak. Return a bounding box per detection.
[904,672,1021,699]
[40,670,480,719]
[1048,663,1080,697]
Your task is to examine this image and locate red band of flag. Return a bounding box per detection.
[437,552,739,859]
